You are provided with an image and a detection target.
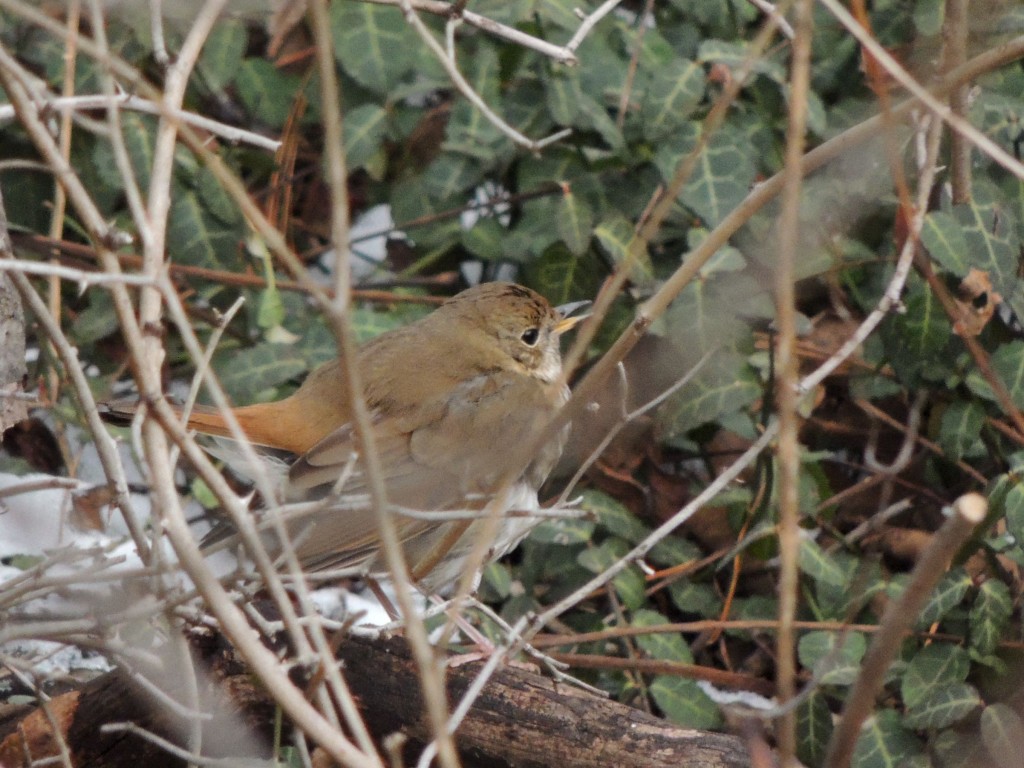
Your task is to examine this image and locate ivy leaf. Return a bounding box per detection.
[331,2,415,94]
[343,104,388,172]
[199,20,247,91]
[981,704,1024,768]
[916,568,972,628]
[679,127,756,227]
[902,644,970,710]
[577,539,645,609]
[903,683,981,730]
[235,59,302,129]
[798,631,866,686]
[529,516,596,546]
[851,710,923,768]
[639,58,704,140]
[970,579,1012,656]
[796,690,834,768]
[951,194,1017,297]
[632,609,692,662]
[581,489,650,543]
[799,538,847,588]
[921,210,969,275]
[216,344,307,403]
[556,188,593,256]
[938,400,986,461]
[648,677,720,729]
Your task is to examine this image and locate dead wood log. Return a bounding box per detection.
[0,632,751,767]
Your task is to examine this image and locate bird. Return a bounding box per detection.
[103,282,589,593]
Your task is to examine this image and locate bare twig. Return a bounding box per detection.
[363,0,578,63]
[745,0,795,39]
[564,0,623,54]
[772,0,813,757]
[941,0,971,202]
[823,493,987,768]
[398,0,570,151]
[0,94,282,151]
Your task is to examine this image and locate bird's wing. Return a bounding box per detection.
[282,371,558,574]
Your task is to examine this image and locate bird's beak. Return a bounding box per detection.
[553,300,592,335]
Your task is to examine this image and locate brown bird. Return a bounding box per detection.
[104,282,589,592]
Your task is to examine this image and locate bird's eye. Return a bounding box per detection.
[520,328,540,346]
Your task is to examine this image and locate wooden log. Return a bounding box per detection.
[0,632,751,768]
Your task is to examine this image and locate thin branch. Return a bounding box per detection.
[0,258,155,286]
[772,0,813,757]
[0,93,281,151]
[362,0,578,63]
[564,0,623,54]
[941,0,971,202]
[823,493,988,768]
[398,0,571,151]
[746,0,795,39]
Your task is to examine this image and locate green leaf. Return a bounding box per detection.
[951,195,1017,296]
[168,189,244,272]
[632,609,692,662]
[235,59,301,129]
[217,344,307,402]
[678,127,756,227]
[331,2,415,94]
[639,58,704,140]
[903,682,981,730]
[799,538,847,588]
[798,631,867,685]
[697,39,786,83]
[481,561,512,599]
[796,690,834,768]
[649,676,720,729]
[461,217,507,260]
[256,285,285,330]
[556,189,593,256]
[921,211,969,275]
[199,20,247,91]
[582,489,649,543]
[902,644,970,709]
[938,400,986,461]
[390,177,462,249]
[577,539,645,609]
[93,112,156,192]
[529,516,596,546]
[545,67,583,125]
[190,476,218,510]
[917,568,972,627]
[981,342,1024,411]
[524,245,603,306]
[422,154,482,202]
[343,104,388,171]
[659,349,761,435]
[970,579,1012,656]
[446,45,504,153]
[851,710,922,768]
[668,580,722,617]
[594,214,653,284]
[1001,473,1024,545]
[883,275,949,386]
[575,93,623,149]
[74,294,120,344]
[981,703,1024,768]
[648,536,701,569]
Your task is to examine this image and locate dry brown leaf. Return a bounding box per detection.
[952,268,1001,338]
